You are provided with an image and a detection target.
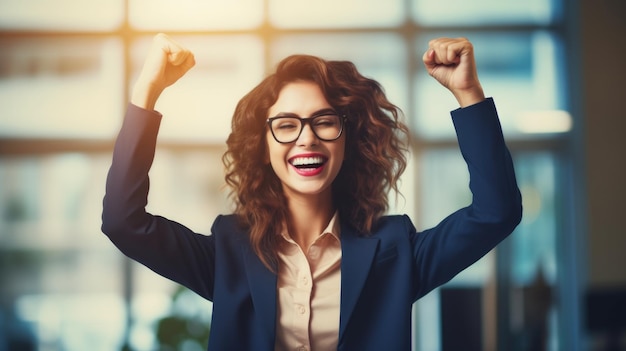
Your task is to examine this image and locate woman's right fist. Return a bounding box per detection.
[132,33,196,110]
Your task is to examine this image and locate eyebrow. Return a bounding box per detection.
[272,108,337,118]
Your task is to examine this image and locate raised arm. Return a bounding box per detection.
[411,38,523,298]
[101,34,217,300]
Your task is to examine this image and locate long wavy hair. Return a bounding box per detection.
[222,55,410,270]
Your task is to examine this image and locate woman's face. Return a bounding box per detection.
[266,81,346,202]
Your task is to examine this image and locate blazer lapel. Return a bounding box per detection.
[338,223,379,342]
[242,246,277,341]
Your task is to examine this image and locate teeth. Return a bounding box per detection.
[291,156,325,166]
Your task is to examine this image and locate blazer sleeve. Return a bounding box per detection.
[101,104,216,301]
[411,98,522,300]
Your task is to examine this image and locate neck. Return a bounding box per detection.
[285,191,335,250]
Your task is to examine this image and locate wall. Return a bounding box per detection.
[580,0,626,286]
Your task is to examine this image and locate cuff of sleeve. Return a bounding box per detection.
[451,97,495,116]
[450,97,500,133]
[127,103,163,120]
[118,103,163,143]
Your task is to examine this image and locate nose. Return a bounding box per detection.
[296,121,319,146]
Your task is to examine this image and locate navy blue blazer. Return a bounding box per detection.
[102,98,522,351]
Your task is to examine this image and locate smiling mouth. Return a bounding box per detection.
[289,156,327,170]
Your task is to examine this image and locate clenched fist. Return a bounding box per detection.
[132,33,196,110]
[423,37,485,107]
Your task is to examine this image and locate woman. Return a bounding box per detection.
[102,33,522,351]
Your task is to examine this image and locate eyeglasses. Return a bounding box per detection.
[267,111,346,144]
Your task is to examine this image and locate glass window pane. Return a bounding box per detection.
[512,152,557,285]
[0,153,118,252]
[417,149,492,284]
[269,0,404,28]
[129,0,263,30]
[417,149,469,228]
[413,31,569,139]
[0,0,124,31]
[1,153,130,350]
[271,33,409,113]
[130,35,265,143]
[0,158,40,225]
[506,152,559,350]
[0,37,124,139]
[146,150,231,231]
[412,0,557,26]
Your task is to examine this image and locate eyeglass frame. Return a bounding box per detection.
[266,111,347,144]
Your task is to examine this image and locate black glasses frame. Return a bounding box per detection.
[266,113,347,144]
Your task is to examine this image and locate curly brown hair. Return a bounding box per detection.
[222,54,410,270]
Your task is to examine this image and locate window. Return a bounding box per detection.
[0,0,578,350]
[0,37,124,139]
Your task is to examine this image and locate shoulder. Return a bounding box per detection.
[210,214,241,231]
[370,214,417,238]
[210,214,248,233]
[210,214,249,244]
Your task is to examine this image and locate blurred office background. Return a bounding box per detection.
[0,0,624,350]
